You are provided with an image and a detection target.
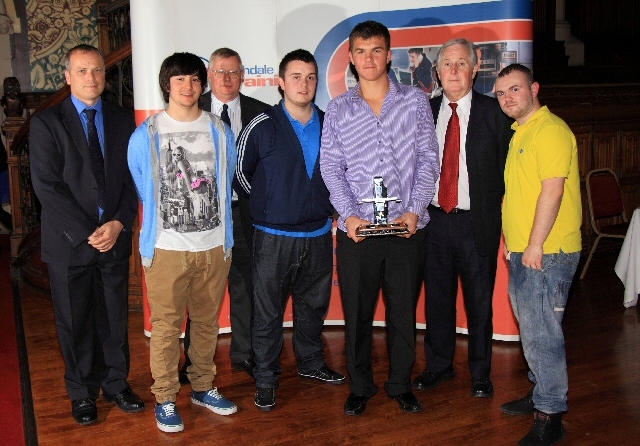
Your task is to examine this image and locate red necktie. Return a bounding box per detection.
[438,102,460,213]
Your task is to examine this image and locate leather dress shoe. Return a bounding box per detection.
[71,398,98,426]
[232,359,255,378]
[471,378,494,398]
[104,388,146,413]
[392,391,423,413]
[413,367,455,390]
[344,393,370,416]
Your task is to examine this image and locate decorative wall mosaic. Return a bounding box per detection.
[27,0,98,91]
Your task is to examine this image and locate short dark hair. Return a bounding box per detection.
[408,48,423,56]
[158,52,207,103]
[209,48,243,68]
[348,20,390,52]
[278,49,318,79]
[64,44,103,71]
[497,63,534,86]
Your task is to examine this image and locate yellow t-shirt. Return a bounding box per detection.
[502,106,582,254]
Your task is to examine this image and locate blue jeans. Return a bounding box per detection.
[251,229,333,389]
[508,250,579,414]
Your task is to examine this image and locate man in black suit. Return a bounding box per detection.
[180,48,268,381]
[29,45,144,425]
[413,38,513,398]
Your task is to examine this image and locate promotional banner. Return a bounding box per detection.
[131,0,531,340]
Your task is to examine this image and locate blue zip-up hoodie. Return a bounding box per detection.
[236,102,333,233]
[127,112,236,266]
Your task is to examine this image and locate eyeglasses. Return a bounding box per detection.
[210,69,242,79]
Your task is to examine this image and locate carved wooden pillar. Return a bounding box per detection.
[2,115,25,257]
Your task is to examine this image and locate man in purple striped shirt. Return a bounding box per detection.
[320,20,440,416]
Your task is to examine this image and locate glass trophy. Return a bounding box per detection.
[355,177,410,237]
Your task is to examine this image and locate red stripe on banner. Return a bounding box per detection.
[134,109,164,126]
[392,20,533,47]
[327,20,532,98]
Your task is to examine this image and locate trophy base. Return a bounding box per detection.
[355,223,410,237]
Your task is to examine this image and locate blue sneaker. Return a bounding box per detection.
[191,388,237,415]
[155,401,184,433]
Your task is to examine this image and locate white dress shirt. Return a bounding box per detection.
[211,95,241,200]
[211,95,242,138]
[432,89,472,210]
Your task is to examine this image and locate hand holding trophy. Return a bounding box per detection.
[355,176,410,237]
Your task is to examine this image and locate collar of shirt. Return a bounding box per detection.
[211,94,240,115]
[211,94,241,136]
[512,105,549,131]
[71,94,103,122]
[348,75,398,113]
[440,89,472,121]
[280,99,318,128]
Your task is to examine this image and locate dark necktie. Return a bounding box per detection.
[438,102,460,213]
[83,108,106,213]
[221,103,231,127]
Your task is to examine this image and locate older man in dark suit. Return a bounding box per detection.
[180,48,269,382]
[413,38,513,398]
[30,44,144,425]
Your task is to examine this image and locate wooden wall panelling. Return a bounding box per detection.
[592,131,619,175]
[620,130,640,220]
[573,128,593,243]
[574,128,593,179]
[620,131,640,178]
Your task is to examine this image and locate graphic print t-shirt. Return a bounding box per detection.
[155,111,223,251]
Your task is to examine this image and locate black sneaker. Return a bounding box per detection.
[501,386,535,415]
[255,387,276,412]
[299,365,346,384]
[517,410,565,446]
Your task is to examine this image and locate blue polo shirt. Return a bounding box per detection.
[254,102,332,238]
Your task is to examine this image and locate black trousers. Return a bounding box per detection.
[336,228,426,398]
[423,207,497,379]
[184,197,254,364]
[251,230,333,389]
[227,197,254,363]
[48,254,130,401]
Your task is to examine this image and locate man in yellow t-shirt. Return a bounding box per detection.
[494,63,581,446]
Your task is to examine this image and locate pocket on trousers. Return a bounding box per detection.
[551,277,572,321]
[143,252,157,275]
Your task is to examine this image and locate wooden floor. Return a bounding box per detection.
[18,248,640,445]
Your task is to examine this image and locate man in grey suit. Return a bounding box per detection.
[180,48,269,381]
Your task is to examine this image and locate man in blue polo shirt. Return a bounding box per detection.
[237,49,345,412]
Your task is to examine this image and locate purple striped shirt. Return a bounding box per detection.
[320,78,440,232]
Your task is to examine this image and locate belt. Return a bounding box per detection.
[429,205,470,214]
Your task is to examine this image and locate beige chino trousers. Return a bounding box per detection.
[144,246,230,403]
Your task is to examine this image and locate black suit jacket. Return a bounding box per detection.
[199,91,270,128]
[200,91,270,195]
[430,90,513,256]
[30,97,138,266]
